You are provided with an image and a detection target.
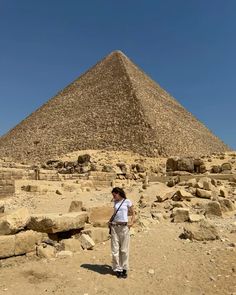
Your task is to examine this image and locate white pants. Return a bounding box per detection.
[111,225,130,271]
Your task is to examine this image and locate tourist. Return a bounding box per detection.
[109,187,135,279]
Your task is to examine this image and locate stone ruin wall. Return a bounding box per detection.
[0,171,16,197]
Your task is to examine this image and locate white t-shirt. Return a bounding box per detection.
[113,199,132,222]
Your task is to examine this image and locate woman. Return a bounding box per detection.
[109,187,135,279]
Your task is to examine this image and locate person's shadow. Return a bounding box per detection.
[80,264,115,276]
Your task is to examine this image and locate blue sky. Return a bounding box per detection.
[0,0,235,149]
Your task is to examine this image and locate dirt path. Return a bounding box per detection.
[0,222,236,295]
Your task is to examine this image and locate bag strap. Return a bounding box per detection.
[109,199,126,222]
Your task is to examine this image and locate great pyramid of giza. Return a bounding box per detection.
[0,50,229,163]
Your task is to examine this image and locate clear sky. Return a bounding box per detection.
[0,0,235,149]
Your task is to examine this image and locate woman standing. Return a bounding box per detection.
[109,187,135,279]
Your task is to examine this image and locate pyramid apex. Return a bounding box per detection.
[109,50,127,58]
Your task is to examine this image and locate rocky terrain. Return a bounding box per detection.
[0,150,236,294]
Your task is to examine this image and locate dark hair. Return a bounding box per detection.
[111,187,126,199]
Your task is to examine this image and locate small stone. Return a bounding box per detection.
[80,234,95,250]
[148,269,155,275]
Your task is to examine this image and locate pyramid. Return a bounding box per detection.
[0,50,229,163]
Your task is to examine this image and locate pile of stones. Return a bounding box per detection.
[137,174,236,241]
[0,201,111,260]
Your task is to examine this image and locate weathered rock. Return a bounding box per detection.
[199,164,207,173]
[156,191,174,203]
[180,220,219,241]
[0,208,30,235]
[80,233,95,250]
[189,214,205,222]
[37,244,56,259]
[68,201,83,212]
[219,187,228,198]
[172,208,190,223]
[102,165,115,173]
[0,235,15,258]
[166,157,179,172]
[194,159,205,173]
[186,178,198,188]
[221,162,232,171]
[61,238,81,252]
[78,154,91,165]
[27,212,88,233]
[166,176,179,187]
[15,230,44,255]
[196,188,212,199]
[166,157,194,173]
[219,199,235,212]
[135,164,146,173]
[172,189,194,201]
[138,194,150,208]
[205,201,222,218]
[82,227,110,243]
[177,158,195,172]
[211,165,222,173]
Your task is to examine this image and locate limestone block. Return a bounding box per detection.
[181,220,219,241]
[61,238,81,252]
[196,188,212,199]
[172,189,194,201]
[88,206,113,226]
[80,233,95,250]
[82,227,110,243]
[15,230,44,255]
[28,211,88,233]
[166,157,179,172]
[0,208,30,235]
[0,235,15,258]
[89,171,116,181]
[177,158,194,172]
[221,162,232,171]
[219,199,235,212]
[37,244,56,259]
[68,200,83,212]
[211,165,222,173]
[172,208,190,223]
[186,178,198,188]
[219,187,228,198]
[156,191,174,202]
[189,214,205,222]
[0,179,15,196]
[205,201,222,218]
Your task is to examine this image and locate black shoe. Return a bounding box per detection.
[115,271,122,278]
[121,270,127,279]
